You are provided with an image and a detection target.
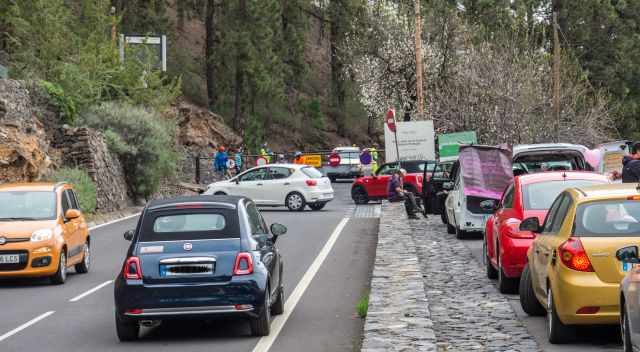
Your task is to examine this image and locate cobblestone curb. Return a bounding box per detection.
[361,202,437,351]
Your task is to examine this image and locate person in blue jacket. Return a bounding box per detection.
[214,146,229,179]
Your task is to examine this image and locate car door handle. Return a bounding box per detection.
[284,182,290,186]
[257,183,263,186]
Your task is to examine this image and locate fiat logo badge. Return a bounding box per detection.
[183,243,192,251]
[0,237,6,245]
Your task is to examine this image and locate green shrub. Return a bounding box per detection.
[50,168,97,214]
[40,80,77,124]
[356,295,369,319]
[78,102,178,200]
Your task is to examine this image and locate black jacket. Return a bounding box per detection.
[622,156,640,183]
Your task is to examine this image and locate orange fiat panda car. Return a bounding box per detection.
[0,182,90,284]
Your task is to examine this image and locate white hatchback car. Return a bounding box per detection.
[204,164,334,211]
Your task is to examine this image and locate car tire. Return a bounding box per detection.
[285,192,306,212]
[519,264,545,316]
[622,299,633,352]
[455,227,466,239]
[497,253,518,294]
[308,203,326,211]
[351,186,369,205]
[74,241,90,274]
[115,311,139,342]
[250,290,272,336]
[484,238,498,280]
[271,286,284,316]
[50,250,67,285]
[547,287,574,344]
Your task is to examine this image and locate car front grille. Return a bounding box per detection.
[0,250,29,271]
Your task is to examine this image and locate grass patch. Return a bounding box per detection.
[356,295,369,319]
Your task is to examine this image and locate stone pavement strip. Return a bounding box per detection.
[362,202,540,352]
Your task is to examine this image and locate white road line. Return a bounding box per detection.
[0,311,55,342]
[89,212,141,231]
[69,280,114,302]
[252,217,350,352]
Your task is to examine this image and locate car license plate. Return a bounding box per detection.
[0,254,20,264]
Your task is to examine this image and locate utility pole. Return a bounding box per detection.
[553,11,561,142]
[414,0,425,119]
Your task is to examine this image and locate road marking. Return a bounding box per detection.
[89,213,141,231]
[69,280,114,302]
[0,311,55,342]
[252,217,350,352]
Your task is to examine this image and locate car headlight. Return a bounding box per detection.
[31,227,62,242]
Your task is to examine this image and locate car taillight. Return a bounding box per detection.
[123,256,142,280]
[306,179,317,186]
[559,238,594,272]
[505,222,536,239]
[233,252,254,275]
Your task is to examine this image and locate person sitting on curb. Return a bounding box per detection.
[388,169,422,219]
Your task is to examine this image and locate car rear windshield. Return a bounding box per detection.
[0,191,56,220]
[301,167,323,179]
[336,149,359,159]
[574,200,640,237]
[140,208,240,241]
[523,180,605,210]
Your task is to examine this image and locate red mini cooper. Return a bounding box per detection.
[351,160,434,204]
[483,171,609,293]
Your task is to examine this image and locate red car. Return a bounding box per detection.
[351,160,434,204]
[483,171,609,293]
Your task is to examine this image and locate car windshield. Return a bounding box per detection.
[301,167,323,179]
[523,180,605,210]
[0,191,56,220]
[140,209,240,241]
[574,200,640,237]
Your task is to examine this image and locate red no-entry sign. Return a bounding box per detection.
[328,153,341,167]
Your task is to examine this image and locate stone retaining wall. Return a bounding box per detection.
[361,202,437,351]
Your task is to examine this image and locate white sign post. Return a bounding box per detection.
[384,120,435,162]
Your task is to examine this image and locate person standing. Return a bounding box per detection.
[612,142,640,183]
[370,145,379,174]
[388,169,422,219]
[234,147,243,174]
[214,146,229,179]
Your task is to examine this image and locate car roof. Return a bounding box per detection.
[516,171,609,186]
[334,147,359,151]
[569,183,640,202]
[247,163,306,170]
[0,182,63,192]
[147,195,245,211]
[513,143,586,155]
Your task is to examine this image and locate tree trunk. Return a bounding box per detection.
[205,0,218,111]
[329,2,346,136]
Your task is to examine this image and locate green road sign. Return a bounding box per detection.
[438,131,477,161]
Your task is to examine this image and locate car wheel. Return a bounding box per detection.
[285,192,306,212]
[250,289,272,336]
[623,299,633,352]
[547,287,574,344]
[497,252,518,294]
[214,191,227,196]
[271,286,284,316]
[75,241,90,274]
[309,203,326,211]
[351,186,369,205]
[51,251,67,285]
[115,311,139,342]
[455,227,466,239]
[519,264,545,316]
[484,238,498,279]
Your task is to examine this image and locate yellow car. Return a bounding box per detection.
[518,183,640,343]
[0,182,90,284]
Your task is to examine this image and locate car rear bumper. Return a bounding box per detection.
[500,237,534,278]
[552,271,619,325]
[307,190,334,203]
[114,276,267,321]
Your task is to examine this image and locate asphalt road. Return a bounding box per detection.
[0,182,379,352]
[462,234,621,351]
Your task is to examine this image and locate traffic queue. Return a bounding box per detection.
[419,140,640,349]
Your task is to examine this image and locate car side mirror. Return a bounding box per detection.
[617,246,640,264]
[65,209,81,220]
[480,199,498,212]
[123,230,135,241]
[270,223,287,237]
[519,217,541,233]
[442,182,454,191]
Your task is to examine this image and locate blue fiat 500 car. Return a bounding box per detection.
[114,195,286,341]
